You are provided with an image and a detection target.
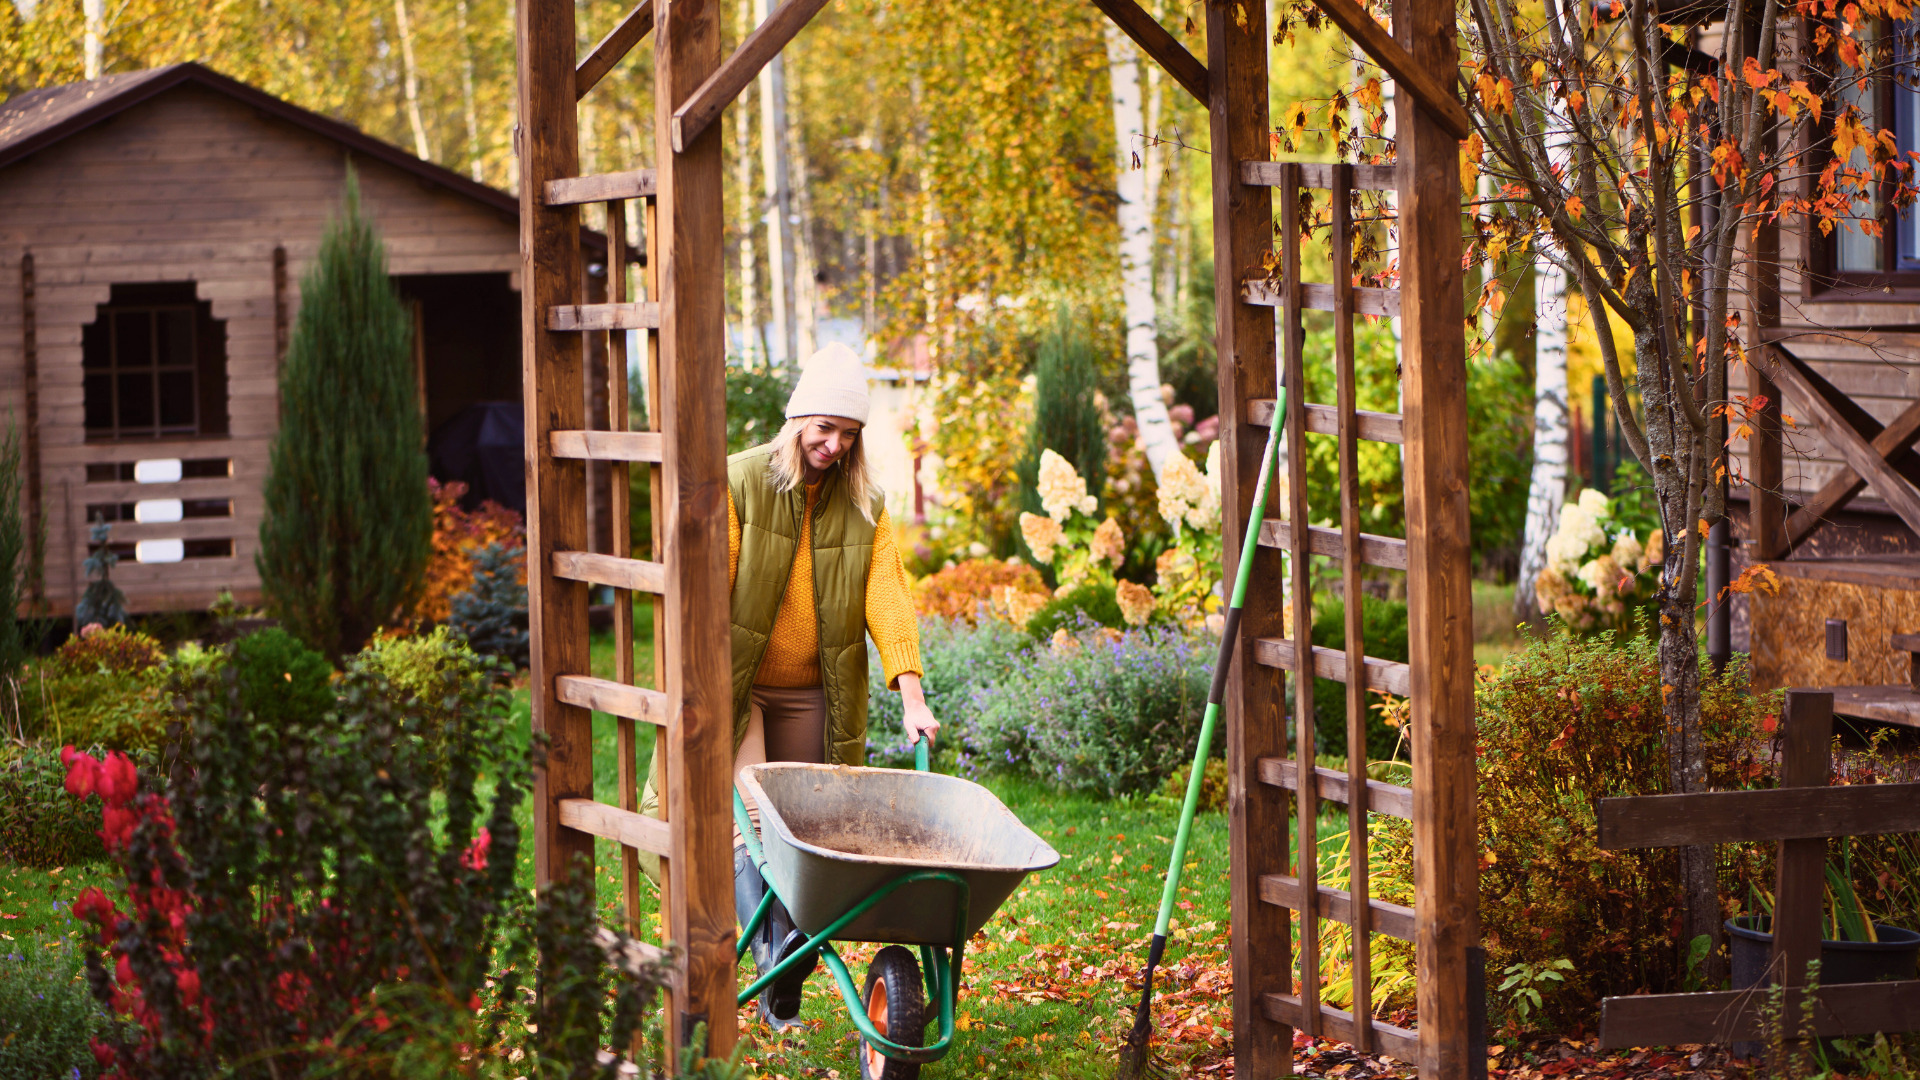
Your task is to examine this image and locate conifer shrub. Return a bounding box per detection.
[76,519,128,630]
[258,165,431,660]
[449,543,530,669]
[0,419,35,702]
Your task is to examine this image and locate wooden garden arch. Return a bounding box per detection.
[514,0,1479,1071]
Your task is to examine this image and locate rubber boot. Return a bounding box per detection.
[734,845,776,977]
[761,898,819,1025]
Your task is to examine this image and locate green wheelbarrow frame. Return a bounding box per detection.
[732,738,965,1067]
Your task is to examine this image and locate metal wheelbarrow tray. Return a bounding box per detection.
[739,762,1060,946]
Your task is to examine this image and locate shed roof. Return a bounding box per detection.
[0,62,519,218]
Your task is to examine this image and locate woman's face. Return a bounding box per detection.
[798,415,862,475]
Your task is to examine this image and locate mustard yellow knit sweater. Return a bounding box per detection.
[727,484,922,689]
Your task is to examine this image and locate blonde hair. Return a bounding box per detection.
[767,416,880,524]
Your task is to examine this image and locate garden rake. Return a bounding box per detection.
[1115,385,1285,1080]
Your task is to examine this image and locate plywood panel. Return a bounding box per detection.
[1750,574,1920,691]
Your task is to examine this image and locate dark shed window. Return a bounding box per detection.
[82,283,228,440]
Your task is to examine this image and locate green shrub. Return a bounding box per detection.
[0,743,110,867]
[972,624,1213,796]
[0,937,115,1078]
[56,625,164,676]
[726,363,794,454]
[1464,631,1778,1027]
[76,640,529,1075]
[1024,580,1123,639]
[39,667,172,753]
[1310,594,1409,762]
[865,615,1032,769]
[358,626,504,780]
[232,627,334,725]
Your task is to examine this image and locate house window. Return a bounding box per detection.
[82,283,228,440]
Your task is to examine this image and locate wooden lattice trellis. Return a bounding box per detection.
[516,0,1480,1071]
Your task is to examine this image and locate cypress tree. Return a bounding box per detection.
[1018,307,1108,513]
[258,164,431,659]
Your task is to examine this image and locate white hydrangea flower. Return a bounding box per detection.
[1611,531,1645,573]
[1578,487,1609,516]
[1037,449,1093,523]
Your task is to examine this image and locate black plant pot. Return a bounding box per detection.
[1726,915,1920,990]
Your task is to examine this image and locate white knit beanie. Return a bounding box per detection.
[784,342,871,424]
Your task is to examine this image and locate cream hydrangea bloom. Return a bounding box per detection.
[1611,531,1645,573]
[1116,580,1156,626]
[1578,554,1623,598]
[1091,517,1126,568]
[1157,451,1208,529]
[1577,487,1609,516]
[1019,511,1063,564]
[1185,442,1223,532]
[1037,449,1097,523]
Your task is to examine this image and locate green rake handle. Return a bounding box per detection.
[1150,388,1284,944]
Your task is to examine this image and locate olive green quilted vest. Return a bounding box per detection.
[728,444,882,766]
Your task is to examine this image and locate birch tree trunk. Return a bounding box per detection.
[1105,25,1175,479]
[754,0,796,366]
[82,0,102,78]
[787,78,820,361]
[394,0,432,160]
[1517,255,1569,624]
[735,0,761,364]
[456,0,483,182]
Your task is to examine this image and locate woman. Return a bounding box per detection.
[727,342,940,1028]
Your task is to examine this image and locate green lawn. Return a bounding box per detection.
[5,607,1405,1079]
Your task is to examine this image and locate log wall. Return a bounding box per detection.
[0,83,520,616]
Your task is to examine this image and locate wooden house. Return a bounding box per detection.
[0,63,619,619]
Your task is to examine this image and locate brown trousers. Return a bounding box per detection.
[733,684,828,844]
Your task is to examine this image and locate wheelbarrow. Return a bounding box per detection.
[733,739,1059,1079]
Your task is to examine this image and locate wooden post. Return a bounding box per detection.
[1773,690,1831,992]
[516,0,595,889]
[1210,0,1290,1073]
[1394,0,1477,1072]
[654,0,737,1053]
[21,253,40,607]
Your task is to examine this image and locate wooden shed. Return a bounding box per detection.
[0,63,617,619]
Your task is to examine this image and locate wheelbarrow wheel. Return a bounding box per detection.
[858,945,924,1080]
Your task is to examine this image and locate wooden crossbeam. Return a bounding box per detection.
[1248,399,1404,443]
[670,0,833,151]
[1598,781,1920,848]
[544,168,658,206]
[1602,982,1920,1046]
[1785,396,1920,548]
[1307,0,1470,139]
[1257,757,1414,819]
[553,550,668,593]
[1243,160,1396,191]
[1257,518,1408,569]
[576,0,654,100]
[558,797,672,855]
[1243,278,1401,319]
[1086,0,1208,104]
[1254,637,1413,697]
[1262,995,1420,1063]
[548,302,660,331]
[551,430,665,463]
[1259,874,1416,942]
[1759,347,1920,540]
[557,674,672,726]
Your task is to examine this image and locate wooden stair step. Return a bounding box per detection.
[1253,637,1411,697]
[544,168,657,206]
[1256,757,1412,820]
[1247,399,1403,444]
[1257,518,1407,570]
[1261,993,1419,1060]
[548,302,659,331]
[1258,873,1416,942]
[558,797,669,855]
[1242,277,1400,319]
[557,675,670,726]
[551,430,663,463]
[553,551,666,593]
